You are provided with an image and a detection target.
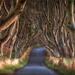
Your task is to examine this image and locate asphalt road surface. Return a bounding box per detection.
[12,47,58,75]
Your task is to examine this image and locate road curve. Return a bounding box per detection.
[12,47,58,75]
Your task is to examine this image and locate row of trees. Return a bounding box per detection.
[37,0,75,58]
[0,0,39,58]
[0,0,27,58]
[26,0,75,58]
[0,0,75,59]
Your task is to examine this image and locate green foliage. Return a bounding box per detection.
[11,53,15,59]
[0,56,29,74]
[45,58,75,75]
[0,45,41,74]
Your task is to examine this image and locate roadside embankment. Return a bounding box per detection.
[44,49,75,75]
[0,45,42,74]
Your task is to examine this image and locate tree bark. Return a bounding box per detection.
[9,18,19,58]
[0,21,16,56]
[0,0,26,32]
[67,0,75,57]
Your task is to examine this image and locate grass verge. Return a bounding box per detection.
[0,45,43,74]
[45,57,75,75]
[0,56,29,74]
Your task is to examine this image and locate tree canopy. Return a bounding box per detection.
[0,0,75,59]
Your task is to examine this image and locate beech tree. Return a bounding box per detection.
[0,0,26,57]
[67,0,75,57]
[0,0,75,59]
[35,0,74,58]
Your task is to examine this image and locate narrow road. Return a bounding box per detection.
[12,47,58,75]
